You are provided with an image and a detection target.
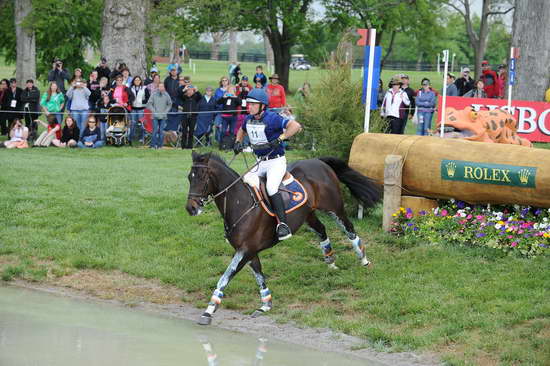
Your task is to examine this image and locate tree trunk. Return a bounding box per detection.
[228,31,238,63]
[512,0,550,101]
[381,30,396,67]
[168,33,177,63]
[264,34,274,67]
[211,32,224,61]
[101,0,147,78]
[267,30,290,91]
[14,0,35,83]
[338,28,353,64]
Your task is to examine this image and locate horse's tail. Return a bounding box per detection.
[318,157,382,208]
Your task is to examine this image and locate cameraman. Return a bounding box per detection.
[47,58,70,94]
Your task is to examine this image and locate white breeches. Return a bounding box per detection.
[243,156,287,196]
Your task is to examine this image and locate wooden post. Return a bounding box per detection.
[383,155,403,231]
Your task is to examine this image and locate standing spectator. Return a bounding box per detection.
[109,74,135,110]
[179,84,202,149]
[144,66,158,86]
[377,79,385,108]
[297,82,311,100]
[381,77,410,134]
[5,78,23,123]
[0,79,9,135]
[236,76,253,135]
[415,78,437,136]
[121,68,133,88]
[69,68,84,85]
[95,94,114,141]
[401,74,416,134]
[167,61,182,76]
[109,61,127,82]
[480,61,499,98]
[147,73,161,94]
[254,65,268,87]
[195,86,217,146]
[95,57,111,81]
[129,76,150,144]
[40,82,65,124]
[497,65,507,99]
[52,115,79,148]
[216,85,242,143]
[47,58,70,94]
[34,114,61,147]
[21,79,41,129]
[230,63,241,85]
[87,71,101,109]
[78,115,103,148]
[266,74,286,112]
[455,67,475,96]
[444,73,459,97]
[0,119,28,149]
[146,83,172,149]
[90,76,110,107]
[464,80,487,98]
[66,79,91,136]
[213,76,230,142]
[164,67,181,131]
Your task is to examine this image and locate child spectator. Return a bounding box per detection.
[34,114,61,147]
[52,115,79,148]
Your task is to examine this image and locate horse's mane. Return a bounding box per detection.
[194,152,240,179]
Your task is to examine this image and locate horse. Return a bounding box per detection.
[186,152,381,325]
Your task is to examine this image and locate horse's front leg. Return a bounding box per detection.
[249,255,272,318]
[198,250,250,325]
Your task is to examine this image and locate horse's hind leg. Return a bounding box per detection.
[326,208,370,267]
[306,212,337,269]
[199,250,251,325]
[249,255,272,317]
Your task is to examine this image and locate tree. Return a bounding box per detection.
[210,32,226,60]
[511,0,550,101]
[228,31,238,63]
[444,0,514,78]
[102,0,148,77]
[15,0,36,83]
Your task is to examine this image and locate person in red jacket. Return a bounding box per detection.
[480,61,499,98]
[266,74,286,112]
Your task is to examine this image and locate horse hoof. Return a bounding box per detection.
[197,313,212,326]
[328,263,339,270]
[362,258,372,267]
[251,309,266,318]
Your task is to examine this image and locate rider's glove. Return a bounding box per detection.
[269,134,286,149]
[233,141,243,155]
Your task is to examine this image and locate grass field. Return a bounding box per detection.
[0,147,549,366]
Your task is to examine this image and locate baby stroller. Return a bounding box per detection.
[106,105,129,146]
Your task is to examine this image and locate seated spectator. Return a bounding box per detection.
[195,86,217,147]
[78,115,103,148]
[415,78,437,136]
[34,114,61,147]
[109,74,135,110]
[41,82,65,125]
[178,84,202,149]
[297,82,311,100]
[95,94,115,141]
[145,82,172,149]
[67,80,91,137]
[52,115,79,148]
[464,80,488,98]
[216,85,242,142]
[0,118,29,149]
[444,73,459,97]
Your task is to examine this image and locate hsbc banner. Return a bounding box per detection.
[437,96,550,143]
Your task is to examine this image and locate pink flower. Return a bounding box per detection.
[476,215,485,221]
[406,213,413,219]
[507,235,513,239]
[518,229,524,234]
[466,214,473,220]
[441,209,448,217]
[511,242,518,247]
[459,219,467,225]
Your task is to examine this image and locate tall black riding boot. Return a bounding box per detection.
[270,193,292,240]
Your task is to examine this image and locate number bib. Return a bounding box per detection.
[247,121,268,145]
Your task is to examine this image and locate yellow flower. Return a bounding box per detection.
[498,221,505,226]
[544,233,550,238]
[392,213,397,217]
[400,207,405,213]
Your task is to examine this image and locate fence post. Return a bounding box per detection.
[383,155,403,232]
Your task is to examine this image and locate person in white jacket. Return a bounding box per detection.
[381,77,410,134]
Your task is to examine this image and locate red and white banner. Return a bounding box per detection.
[438,96,550,143]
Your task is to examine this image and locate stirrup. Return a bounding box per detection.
[276,223,292,240]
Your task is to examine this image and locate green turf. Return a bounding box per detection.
[0,147,549,365]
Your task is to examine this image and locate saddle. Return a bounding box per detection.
[251,173,308,216]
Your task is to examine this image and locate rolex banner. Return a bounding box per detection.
[349,133,550,208]
[437,96,550,143]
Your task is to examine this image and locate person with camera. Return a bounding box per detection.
[67,79,91,137]
[47,58,70,94]
[0,118,29,149]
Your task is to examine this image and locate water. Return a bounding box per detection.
[0,286,380,366]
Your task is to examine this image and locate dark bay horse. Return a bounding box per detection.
[186,152,381,325]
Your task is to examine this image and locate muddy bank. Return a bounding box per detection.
[5,272,440,366]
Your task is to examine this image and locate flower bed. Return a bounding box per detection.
[391,200,550,257]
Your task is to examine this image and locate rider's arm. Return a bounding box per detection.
[281,120,301,140]
[235,127,247,143]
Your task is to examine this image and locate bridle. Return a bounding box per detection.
[187,163,212,207]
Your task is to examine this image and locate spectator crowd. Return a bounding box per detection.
[0,57,289,150]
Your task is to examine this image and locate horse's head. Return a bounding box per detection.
[186,152,215,216]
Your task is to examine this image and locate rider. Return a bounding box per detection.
[233,88,301,240]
